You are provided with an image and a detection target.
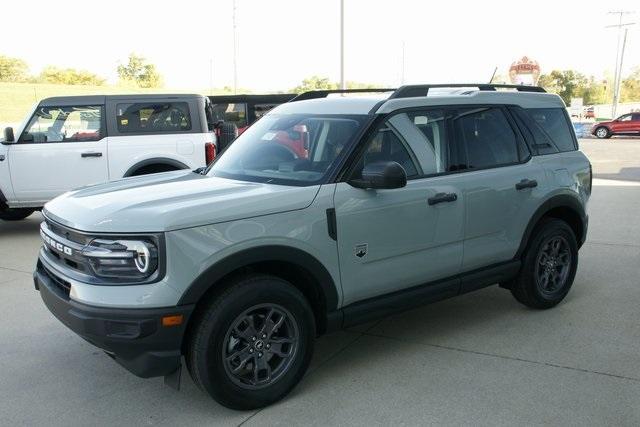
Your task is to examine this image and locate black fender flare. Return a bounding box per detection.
[177,245,340,312]
[123,158,189,177]
[515,194,587,259]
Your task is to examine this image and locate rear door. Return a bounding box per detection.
[106,98,204,178]
[334,108,465,305]
[8,104,108,204]
[451,106,545,272]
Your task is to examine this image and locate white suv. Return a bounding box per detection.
[0,94,216,220]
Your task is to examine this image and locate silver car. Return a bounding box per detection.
[35,84,591,410]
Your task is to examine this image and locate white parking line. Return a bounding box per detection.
[592,178,640,187]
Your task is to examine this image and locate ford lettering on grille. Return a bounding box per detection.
[41,230,73,256]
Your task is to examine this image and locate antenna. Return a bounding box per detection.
[489,66,498,84]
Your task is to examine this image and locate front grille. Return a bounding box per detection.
[39,262,71,298]
[45,218,90,245]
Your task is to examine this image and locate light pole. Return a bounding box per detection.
[340,0,345,90]
[233,0,238,94]
[607,11,635,118]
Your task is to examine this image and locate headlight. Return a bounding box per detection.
[82,238,159,281]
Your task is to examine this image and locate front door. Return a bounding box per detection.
[9,104,108,205]
[334,109,465,306]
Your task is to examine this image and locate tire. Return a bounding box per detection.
[218,122,238,152]
[186,274,315,410]
[0,208,35,221]
[130,164,181,176]
[511,218,578,309]
[594,126,611,139]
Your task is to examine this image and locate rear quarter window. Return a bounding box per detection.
[116,102,191,133]
[523,108,577,154]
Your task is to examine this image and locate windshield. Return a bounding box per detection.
[207,113,368,186]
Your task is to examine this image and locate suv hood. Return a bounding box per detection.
[44,171,321,233]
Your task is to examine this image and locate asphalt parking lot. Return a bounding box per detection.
[1,138,639,426]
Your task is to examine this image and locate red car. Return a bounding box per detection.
[592,112,640,139]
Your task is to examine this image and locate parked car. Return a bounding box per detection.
[0,94,218,221]
[592,112,640,139]
[584,106,595,119]
[34,84,591,410]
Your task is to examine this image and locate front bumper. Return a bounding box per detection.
[34,260,194,378]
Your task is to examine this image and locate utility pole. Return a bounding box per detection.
[209,58,213,95]
[339,0,345,90]
[232,0,238,94]
[607,11,635,118]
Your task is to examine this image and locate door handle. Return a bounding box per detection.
[515,179,538,190]
[0,154,5,161]
[428,192,458,206]
[81,152,102,158]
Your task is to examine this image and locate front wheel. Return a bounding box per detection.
[0,208,35,221]
[511,218,578,309]
[186,274,315,410]
[594,126,611,139]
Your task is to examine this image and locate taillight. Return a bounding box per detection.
[205,142,216,165]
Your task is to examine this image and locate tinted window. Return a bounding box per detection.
[453,107,520,169]
[116,102,191,133]
[525,108,576,153]
[210,103,248,128]
[253,103,280,120]
[21,105,103,143]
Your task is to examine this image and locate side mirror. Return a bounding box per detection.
[349,161,407,190]
[3,127,15,143]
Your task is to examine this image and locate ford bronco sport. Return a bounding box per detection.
[0,94,217,221]
[34,84,591,410]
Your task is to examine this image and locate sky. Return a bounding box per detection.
[2,0,639,92]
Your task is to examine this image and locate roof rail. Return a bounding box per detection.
[290,88,396,102]
[388,84,546,99]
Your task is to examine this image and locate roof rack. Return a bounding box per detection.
[389,84,546,99]
[290,88,396,102]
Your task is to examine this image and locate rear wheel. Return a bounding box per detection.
[186,274,315,410]
[511,218,578,309]
[0,208,35,221]
[594,126,610,139]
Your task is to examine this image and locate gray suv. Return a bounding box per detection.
[34,84,591,410]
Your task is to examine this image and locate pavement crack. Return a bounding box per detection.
[0,266,32,275]
[360,331,640,383]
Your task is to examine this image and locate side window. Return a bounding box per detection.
[116,102,191,133]
[453,107,520,170]
[253,103,279,120]
[21,105,103,143]
[388,110,449,175]
[524,108,576,153]
[352,122,419,180]
[618,114,632,122]
[210,103,248,129]
[633,114,640,122]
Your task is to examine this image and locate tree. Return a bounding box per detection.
[38,66,105,85]
[292,76,379,93]
[292,76,338,93]
[621,67,640,103]
[117,53,163,88]
[0,55,29,82]
[537,70,609,105]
